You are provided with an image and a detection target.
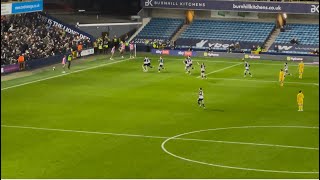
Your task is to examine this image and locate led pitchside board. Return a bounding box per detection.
[141,0,319,14]
[1,0,43,15]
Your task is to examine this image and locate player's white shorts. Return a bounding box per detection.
[159,63,164,67]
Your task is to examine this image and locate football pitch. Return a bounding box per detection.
[1,54,319,179]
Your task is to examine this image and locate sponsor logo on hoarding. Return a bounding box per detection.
[81,48,94,57]
[196,40,208,48]
[154,50,170,55]
[178,51,193,56]
[11,0,43,14]
[1,3,12,15]
[278,45,293,51]
[196,40,231,49]
[245,54,260,59]
[155,50,162,54]
[184,51,193,56]
[145,0,153,6]
[204,52,220,57]
[38,14,91,40]
[1,68,4,74]
[162,50,170,55]
[141,0,318,14]
[287,57,304,61]
[311,5,319,13]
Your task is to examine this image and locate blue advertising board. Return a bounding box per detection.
[141,0,319,14]
[11,0,43,14]
[176,38,261,51]
[270,43,319,53]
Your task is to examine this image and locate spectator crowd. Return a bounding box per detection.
[1,13,92,66]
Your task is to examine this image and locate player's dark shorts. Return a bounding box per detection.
[143,64,148,66]
[189,64,193,67]
[159,64,163,67]
[198,98,203,101]
[201,71,205,73]
[147,63,151,66]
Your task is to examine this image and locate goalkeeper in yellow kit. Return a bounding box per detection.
[279,69,285,86]
[297,90,304,111]
[298,61,304,79]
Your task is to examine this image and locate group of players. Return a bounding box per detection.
[141,55,306,111]
[109,42,136,60]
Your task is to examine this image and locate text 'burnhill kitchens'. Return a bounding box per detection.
[154,1,206,7]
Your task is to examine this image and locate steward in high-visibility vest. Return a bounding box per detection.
[103,40,109,54]
[98,43,103,54]
[67,54,72,70]
[153,42,157,49]
[93,41,98,54]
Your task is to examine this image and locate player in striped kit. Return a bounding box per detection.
[110,46,116,60]
[158,56,165,72]
[199,62,207,79]
[198,88,205,109]
[187,56,194,70]
[284,62,291,77]
[183,58,190,74]
[244,61,252,77]
[142,56,152,72]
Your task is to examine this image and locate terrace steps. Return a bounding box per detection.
[264,28,281,51]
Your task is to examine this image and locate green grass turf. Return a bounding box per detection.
[1,53,319,178]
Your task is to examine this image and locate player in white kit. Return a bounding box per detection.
[187,56,194,70]
[183,58,190,74]
[200,63,207,79]
[284,62,291,77]
[158,56,165,72]
[198,88,205,109]
[244,61,252,77]
[110,46,116,60]
[142,57,152,72]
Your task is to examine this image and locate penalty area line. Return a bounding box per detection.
[197,62,242,78]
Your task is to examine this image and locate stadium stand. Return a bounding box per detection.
[178,20,275,45]
[135,18,184,41]
[274,24,319,46]
[1,13,92,66]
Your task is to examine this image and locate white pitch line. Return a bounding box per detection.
[1,58,132,91]
[197,62,242,78]
[174,137,319,150]
[169,58,319,67]
[206,77,319,86]
[1,125,318,151]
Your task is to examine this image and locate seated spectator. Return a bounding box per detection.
[313,49,319,55]
[290,37,299,45]
[274,45,279,52]
[235,42,240,50]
